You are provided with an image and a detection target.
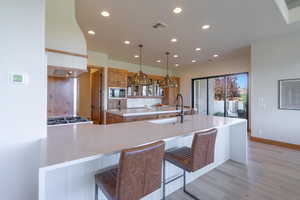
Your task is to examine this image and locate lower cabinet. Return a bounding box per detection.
[106,112,124,124]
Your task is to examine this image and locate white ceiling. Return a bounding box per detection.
[76,0,300,68]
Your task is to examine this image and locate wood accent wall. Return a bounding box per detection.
[48,77,75,117]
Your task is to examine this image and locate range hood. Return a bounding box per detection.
[46,0,87,70]
[48,66,86,78]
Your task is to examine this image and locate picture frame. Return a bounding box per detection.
[278,78,300,110]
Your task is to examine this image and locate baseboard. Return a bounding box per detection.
[250,136,300,151]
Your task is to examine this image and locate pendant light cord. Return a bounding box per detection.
[166,52,170,75]
[139,44,143,72]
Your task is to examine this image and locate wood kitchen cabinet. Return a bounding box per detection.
[106,113,159,124]
[163,77,180,105]
[106,111,193,124]
[106,112,124,124]
[107,67,128,87]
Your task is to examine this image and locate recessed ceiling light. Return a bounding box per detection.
[202,25,210,30]
[175,64,179,67]
[173,7,182,14]
[195,48,201,51]
[88,30,96,35]
[192,60,196,63]
[134,54,139,58]
[124,40,130,44]
[173,54,179,58]
[156,60,161,63]
[213,54,219,58]
[101,11,110,17]
[171,38,178,42]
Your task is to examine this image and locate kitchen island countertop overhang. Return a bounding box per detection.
[107,106,191,117]
[40,115,247,170]
[39,115,248,200]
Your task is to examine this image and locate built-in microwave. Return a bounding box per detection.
[109,87,127,99]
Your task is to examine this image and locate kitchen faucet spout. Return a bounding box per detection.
[176,93,184,123]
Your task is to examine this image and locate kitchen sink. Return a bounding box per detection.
[148,117,189,125]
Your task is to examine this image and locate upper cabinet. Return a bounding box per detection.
[107,68,128,87]
[45,0,87,70]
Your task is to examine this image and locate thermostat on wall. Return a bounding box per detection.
[10,73,28,85]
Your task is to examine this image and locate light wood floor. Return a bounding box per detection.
[167,141,300,200]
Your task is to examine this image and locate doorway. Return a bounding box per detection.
[78,66,103,124]
[192,73,249,119]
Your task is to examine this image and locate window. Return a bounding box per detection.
[192,73,248,119]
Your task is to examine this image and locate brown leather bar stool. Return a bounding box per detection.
[95,141,165,200]
[162,129,217,200]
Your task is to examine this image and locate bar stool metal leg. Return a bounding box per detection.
[162,159,166,200]
[183,170,200,200]
[95,184,98,200]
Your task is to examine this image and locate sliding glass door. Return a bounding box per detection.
[208,77,225,116]
[192,73,248,119]
[193,79,207,115]
[226,74,248,118]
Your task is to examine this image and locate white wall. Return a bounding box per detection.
[88,50,169,76]
[46,0,87,69]
[88,51,108,67]
[0,0,46,199]
[251,32,300,145]
[175,47,251,106]
[108,60,167,76]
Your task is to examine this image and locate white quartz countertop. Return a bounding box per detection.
[40,115,246,170]
[107,106,190,117]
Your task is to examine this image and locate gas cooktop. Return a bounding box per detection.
[48,116,92,126]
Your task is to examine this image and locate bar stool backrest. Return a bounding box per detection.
[191,129,217,171]
[116,141,165,200]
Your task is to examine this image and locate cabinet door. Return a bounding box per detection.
[91,71,102,124]
[163,77,180,105]
[106,113,124,124]
[108,68,128,87]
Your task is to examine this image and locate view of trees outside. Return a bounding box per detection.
[214,77,241,100]
[214,78,225,100]
[193,74,248,119]
[212,75,248,118]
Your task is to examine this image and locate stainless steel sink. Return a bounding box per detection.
[148,117,189,125]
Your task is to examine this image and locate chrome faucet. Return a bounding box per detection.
[176,93,184,123]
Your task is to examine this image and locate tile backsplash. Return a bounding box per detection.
[127,98,162,108]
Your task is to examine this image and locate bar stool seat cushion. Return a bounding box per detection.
[165,147,193,172]
[95,166,118,200]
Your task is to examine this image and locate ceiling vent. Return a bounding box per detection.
[153,22,167,29]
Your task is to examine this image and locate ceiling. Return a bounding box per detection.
[76,0,300,68]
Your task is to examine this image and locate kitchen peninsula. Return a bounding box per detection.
[39,115,247,200]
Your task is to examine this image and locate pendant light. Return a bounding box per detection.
[132,44,151,86]
[160,52,178,88]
